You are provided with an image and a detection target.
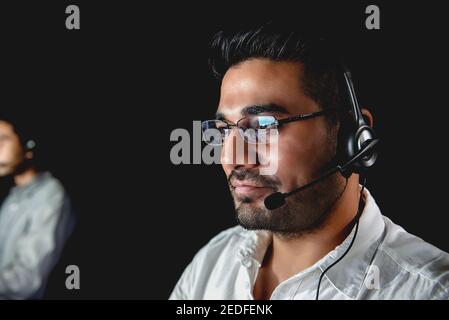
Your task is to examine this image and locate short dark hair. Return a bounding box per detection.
[209,21,342,114]
[0,110,35,147]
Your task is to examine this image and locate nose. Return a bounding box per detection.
[221,128,260,174]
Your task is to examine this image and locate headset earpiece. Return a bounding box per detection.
[23,139,37,162]
[24,139,36,152]
[346,124,377,173]
[336,65,379,177]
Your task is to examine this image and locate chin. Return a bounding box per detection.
[0,168,13,177]
[235,200,267,214]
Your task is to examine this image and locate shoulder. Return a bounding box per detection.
[32,172,67,201]
[169,225,250,299]
[39,172,65,192]
[26,173,70,224]
[377,216,449,299]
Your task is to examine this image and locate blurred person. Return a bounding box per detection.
[0,112,75,299]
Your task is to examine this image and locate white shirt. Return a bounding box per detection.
[169,188,449,300]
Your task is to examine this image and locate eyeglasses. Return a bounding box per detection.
[201,108,337,146]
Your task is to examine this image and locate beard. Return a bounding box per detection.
[229,166,347,239]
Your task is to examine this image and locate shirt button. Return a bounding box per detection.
[242,258,252,268]
[242,250,250,257]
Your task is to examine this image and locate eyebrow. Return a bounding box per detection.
[215,104,289,120]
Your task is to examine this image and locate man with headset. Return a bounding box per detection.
[0,111,75,299]
[170,22,449,300]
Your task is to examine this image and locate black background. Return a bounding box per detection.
[1,1,448,299]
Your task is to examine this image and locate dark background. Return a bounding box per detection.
[0,1,447,298]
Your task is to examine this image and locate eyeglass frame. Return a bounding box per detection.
[202,107,338,145]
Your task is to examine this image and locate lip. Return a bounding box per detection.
[231,181,273,197]
[232,181,264,188]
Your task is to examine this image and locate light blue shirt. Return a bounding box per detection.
[0,172,75,299]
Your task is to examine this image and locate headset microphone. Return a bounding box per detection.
[264,138,379,210]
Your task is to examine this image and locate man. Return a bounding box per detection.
[169,23,449,300]
[0,112,75,299]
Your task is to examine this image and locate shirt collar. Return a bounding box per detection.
[322,187,385,298]
[237,187,386,298]
[11,171,51,198]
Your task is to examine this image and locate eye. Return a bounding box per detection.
[256,116,277,129]
[201,120,232,145]
[217,127,230,136]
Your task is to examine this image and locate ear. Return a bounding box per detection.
[25,151,34,160]
[361,108,374,127]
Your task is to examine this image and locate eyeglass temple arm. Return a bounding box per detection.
[277,108,336,126]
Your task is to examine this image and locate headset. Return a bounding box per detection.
[262,61,380,299]
[264,63,379,210]
[14,137,38,171]
[24,139,36,153]
[335,64,378,177]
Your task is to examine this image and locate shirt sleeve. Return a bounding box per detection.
[0,184,74,299]
[169,242,213,300]
[168,227,239,300]
[169,257,196,300]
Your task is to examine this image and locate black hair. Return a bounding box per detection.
[0,110,35,149]
[209,21,342,117]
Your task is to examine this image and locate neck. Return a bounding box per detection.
[266,174,362,281]
[14,167,39,187]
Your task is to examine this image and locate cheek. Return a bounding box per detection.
[273,128,329,185]
[275,139,307,185]
[0,144,21,163]
[278,131,316,166]
[0,147,11,162]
